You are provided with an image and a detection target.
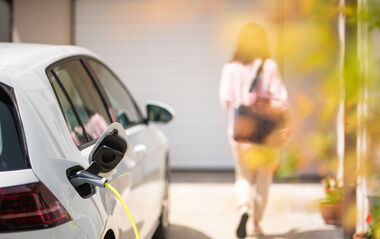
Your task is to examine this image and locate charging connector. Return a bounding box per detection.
[69,170,107,188]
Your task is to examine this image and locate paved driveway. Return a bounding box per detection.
[167,171,342,239]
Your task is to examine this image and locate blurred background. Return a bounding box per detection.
[0,0,346,175]
[2,0,380,238]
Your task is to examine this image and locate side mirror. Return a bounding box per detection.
[146,101,175,123]
[87,123,128,175]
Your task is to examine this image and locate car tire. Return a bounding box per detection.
[152,156,170,239]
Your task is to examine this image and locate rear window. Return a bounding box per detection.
[0,87,28,171]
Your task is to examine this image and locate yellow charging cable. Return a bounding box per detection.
[104,182,141,239]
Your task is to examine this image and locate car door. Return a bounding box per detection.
[48,58,144,238]
[85,58,165,237]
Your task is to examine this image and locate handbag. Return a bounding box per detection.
[233,61,288,145]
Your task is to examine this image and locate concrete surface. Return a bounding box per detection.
[167,171,343,239]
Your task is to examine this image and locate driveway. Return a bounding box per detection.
[167,171,342,239]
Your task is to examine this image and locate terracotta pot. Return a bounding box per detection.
[319,203,342,226]
[353,232,368,239]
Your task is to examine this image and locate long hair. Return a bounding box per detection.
[231,23,270,64]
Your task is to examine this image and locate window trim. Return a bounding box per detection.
[80,59,117,123]
[0,82,31,169]
[46,55,146,151]
[49,71,90,143]
[79,59,114,124]
[46,56,113,150]
[82,57,146,128]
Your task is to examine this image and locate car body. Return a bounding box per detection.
[0,43,172,239]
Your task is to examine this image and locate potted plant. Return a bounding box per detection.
[354,232,369,239]
[319,176,343,226]
[353,196,380,239]
[353,214,380,239]
[352,214,373,239]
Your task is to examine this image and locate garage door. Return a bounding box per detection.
[75,0,274,169]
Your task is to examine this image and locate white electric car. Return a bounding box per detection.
[0,43,173,239]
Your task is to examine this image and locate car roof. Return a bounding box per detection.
[0,43,97,68]
[0,43,98,86]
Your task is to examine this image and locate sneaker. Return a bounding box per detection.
[236,212,249,238]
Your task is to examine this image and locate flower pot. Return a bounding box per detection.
[319,203,342,226]
[353,232,367,239]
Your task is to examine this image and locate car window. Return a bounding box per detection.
[0,87,28,171]
[49,72,87,146]
[0,122,2,155]
[87,59,142,128]
[52,60,111,143]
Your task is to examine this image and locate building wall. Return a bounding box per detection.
[12,0,71,44]
[0,0,11,42]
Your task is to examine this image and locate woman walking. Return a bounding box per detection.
[219,23,290,238]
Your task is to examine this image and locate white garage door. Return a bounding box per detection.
[75,0,275,169]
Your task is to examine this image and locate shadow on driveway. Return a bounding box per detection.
[168,224,212,239]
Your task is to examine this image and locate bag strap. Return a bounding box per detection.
[249,59,265,93]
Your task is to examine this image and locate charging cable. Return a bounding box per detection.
[69,170,141,239]
[105,183,141,239]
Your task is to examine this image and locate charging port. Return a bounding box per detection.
[66,166,96,199]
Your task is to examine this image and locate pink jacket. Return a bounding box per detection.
[219,58,288,140]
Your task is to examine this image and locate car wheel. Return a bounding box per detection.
[152,156,170,239]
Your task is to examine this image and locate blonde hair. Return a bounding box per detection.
[232,23,270,64]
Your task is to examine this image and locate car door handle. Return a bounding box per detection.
[134,144,147,158]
